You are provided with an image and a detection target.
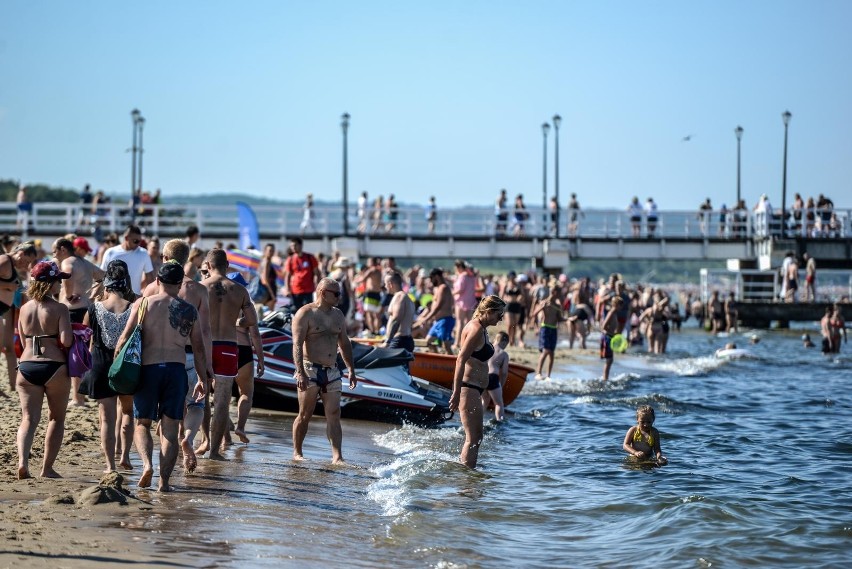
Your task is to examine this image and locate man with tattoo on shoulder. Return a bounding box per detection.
[53,237,105,406]
[142,239,214,473]
[115,261,208,492]
[291,277,359,463]
[199,248,257,460]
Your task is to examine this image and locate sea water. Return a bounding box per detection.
[111,325,851,568]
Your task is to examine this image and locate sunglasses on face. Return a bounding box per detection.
[128,238,140,245]
[323,289,341,298]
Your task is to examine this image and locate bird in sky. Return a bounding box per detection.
[682,134,694,142]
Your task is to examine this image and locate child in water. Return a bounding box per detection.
[622,405,668,465]
[482,331,510,422]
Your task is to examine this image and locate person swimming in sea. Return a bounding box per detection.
[622,405,667,465]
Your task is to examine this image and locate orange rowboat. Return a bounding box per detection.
[408,351,532,406]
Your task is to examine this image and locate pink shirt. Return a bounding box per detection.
[453,271,477,311]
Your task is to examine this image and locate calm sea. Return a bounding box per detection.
[112,323,851,568]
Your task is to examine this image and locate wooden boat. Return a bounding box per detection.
[408,351,532,406]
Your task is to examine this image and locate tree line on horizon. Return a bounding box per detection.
[1,179,78,203]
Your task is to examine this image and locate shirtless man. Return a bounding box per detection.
[354,257,383,334]
[785,256,799,303]
[707,290,724,334]
[116,261,208,491]
[291,278,358,463]
[804,252,816,301]
[724,292,738,334]
[413,268,455,354]
[142,239,213,472]
[383,272,415,351]
[53,237,104,405]
[600,297,622,381]
[531,286,566,380]
[198,249,257,460]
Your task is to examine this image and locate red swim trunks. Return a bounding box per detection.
[212,341,238,376]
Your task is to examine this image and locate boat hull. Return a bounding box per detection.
[408,351,532,406]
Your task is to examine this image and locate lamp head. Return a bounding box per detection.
[552,114,562,129]
[542,122,550,136]
[782,110,792,126]
[735,125,743,140]
[341,112,350,131]
[131,108,141,121]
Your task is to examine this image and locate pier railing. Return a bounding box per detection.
[4,202,849,241]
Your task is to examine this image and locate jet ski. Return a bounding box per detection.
[254,311,452,425]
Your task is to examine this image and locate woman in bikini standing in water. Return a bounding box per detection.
[16,261,73,479]
[450,295,507,469]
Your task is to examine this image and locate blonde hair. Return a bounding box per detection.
[27,279,55,302]
[473,295,507,320]
[636,405,655,423]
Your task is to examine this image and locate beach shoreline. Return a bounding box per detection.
[0,333,595,567]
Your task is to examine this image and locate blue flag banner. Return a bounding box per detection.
[236,201,260,251]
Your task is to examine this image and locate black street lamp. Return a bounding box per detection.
[552,114,562,238]
[781,110,792,237]
[735,125,743,205]
[541,122,550,236]
[137,116,145,194]
[341,112,350,236]
[130,109,140,204]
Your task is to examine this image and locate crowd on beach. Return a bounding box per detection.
[1,222,704,485]
[3,182,849,486]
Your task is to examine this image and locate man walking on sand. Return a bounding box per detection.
[291,278,359,463]
[198,249,258,460]
[142,239,213,472]
[115,261,209,491]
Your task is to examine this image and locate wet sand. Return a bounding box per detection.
[0,357,193,568]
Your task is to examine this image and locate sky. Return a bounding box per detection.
[1,1,850,211]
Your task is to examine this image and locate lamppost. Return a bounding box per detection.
[735,125,743,205]
[781,110,792,237]
[552,114,562,238]
[137,116,145,194]
[341,112,350,236]
[541,122,550,236]
[130,109,140,204]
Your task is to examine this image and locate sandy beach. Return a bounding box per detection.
[0,356,194,568]
[0,331,596,567]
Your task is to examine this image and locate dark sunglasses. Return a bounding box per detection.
[324,289,341,298]
[129,238,140,245]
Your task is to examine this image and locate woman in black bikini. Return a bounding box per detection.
[0,242,39,393]
[450,294,507,469]
[16,261,73,479]
[501,272,525,347]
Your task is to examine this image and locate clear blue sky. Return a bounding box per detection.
[1,1,850,210]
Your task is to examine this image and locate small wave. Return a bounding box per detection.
[652,356,724,377]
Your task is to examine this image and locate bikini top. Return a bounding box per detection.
[633,428,654,447]
[24,333,59,356]
[505,287,521,296]
[470,330,495,362]
[0,255,18,283]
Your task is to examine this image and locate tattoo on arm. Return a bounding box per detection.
[169,299,197,337]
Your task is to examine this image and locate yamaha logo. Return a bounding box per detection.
[377,391,403,400]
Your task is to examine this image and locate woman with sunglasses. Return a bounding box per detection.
[450,294,507,468]
[16,261,74,479]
